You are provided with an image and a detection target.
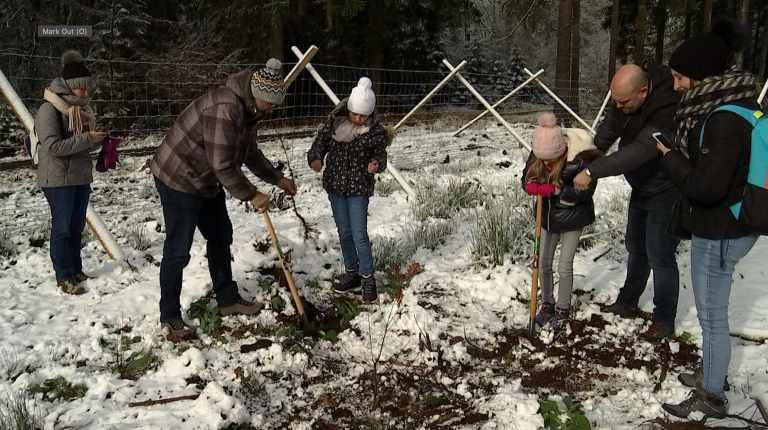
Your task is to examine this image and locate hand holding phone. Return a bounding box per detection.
[652,131,675,150]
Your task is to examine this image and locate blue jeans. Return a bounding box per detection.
[328,192,373,276]
[155,178,240,321]
[616,190,681,326]
[691,234,758,395]
[43,185,90,282]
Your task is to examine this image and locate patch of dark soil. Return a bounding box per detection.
[185,375,207,390]
[462,143,486,151]
[496,161,512,168]
[331,408,355,420]
[311,422,342,430]
[0,191,12,199]
[253,238,271,254]
[239,339,273,353]
[463,312,700,395]
[418,300,444,313]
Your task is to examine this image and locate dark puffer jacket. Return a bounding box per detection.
[307,99,391,196]
[522,141,603,233]
[588,61,680,197]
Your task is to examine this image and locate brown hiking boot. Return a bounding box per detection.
[219,297,264,316]
[161,320,197,342]
[603,302,640,319]
[639,321,674,342]
[58,278,85,295]
[73,271,92,283]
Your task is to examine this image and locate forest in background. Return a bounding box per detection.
[0,0,767,146]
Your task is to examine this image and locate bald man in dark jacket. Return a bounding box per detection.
[574,62,682,342]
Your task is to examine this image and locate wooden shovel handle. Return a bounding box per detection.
[530,195,544,320]
[262,211,306,316]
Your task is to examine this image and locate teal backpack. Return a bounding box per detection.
[699,105,768,235]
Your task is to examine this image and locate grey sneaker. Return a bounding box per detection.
[333,271,362,293]
[161,320,197,341]
[361,276,378,304]
[662,389,727,419]
[73,271,91,283]
[219,297,264,316]
[535,302,555,326]
[678,368,730,392]
[603,302,640,319]
[58,278,85,295]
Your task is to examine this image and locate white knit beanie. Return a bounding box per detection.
[347,77,376,116]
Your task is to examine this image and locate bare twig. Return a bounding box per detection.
[276,132,317,241]
[128,394,199,407]
[462,325,495,356]
[653,341,670,393]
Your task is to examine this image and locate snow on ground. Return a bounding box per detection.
[0,123,767,429]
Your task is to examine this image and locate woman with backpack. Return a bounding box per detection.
[307,77,390,304]
[522,112,602,326]
[656,19,760,418]
[34,51,105,295]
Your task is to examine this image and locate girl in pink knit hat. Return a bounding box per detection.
[522,112,602,327]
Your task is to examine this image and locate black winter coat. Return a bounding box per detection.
[522,148,603,233]
[659,98,758,239]
[307,99,390,197]
[589,62,681,197]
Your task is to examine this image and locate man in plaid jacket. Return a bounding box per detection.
[151,59,296,340]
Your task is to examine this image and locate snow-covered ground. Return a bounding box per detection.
[1,123,767,430]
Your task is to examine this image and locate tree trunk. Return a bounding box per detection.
[571,0,581,116]
[609,0,620,83]
[760,7,768,83]
[635,0,647,65]
[684,1,692,38]
[703,0,713,31]
[268,8,284,64]
[655,0,666,64]
[555,0,573,126]
[368,0,383,93]
[734,0,749,67]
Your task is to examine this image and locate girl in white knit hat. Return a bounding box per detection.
[307,77,392,304]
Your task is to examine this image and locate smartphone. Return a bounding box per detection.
[652,131,675,150]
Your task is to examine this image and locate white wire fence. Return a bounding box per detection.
[1,53,607,156]
[0,53,608,245]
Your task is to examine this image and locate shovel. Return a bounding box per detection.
[262,210,319,336]
[528,195,544,337]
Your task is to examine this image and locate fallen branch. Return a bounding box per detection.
[592,247,613,262]
[653,341,670,393]
[729,332,768,344]
[128,394,200,407]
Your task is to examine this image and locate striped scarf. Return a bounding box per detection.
[674,68,756,158]
[43,88,97,135]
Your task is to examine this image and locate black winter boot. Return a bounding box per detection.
[333,271,362,293]
[361,276,378,304]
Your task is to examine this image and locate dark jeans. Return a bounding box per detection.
[616,189,681,326]
[328,192,374,276]
[43,185,90,282]
[155,178,239,321]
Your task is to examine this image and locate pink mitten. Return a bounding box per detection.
[524,183,540,196]
[538,184,557,197]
